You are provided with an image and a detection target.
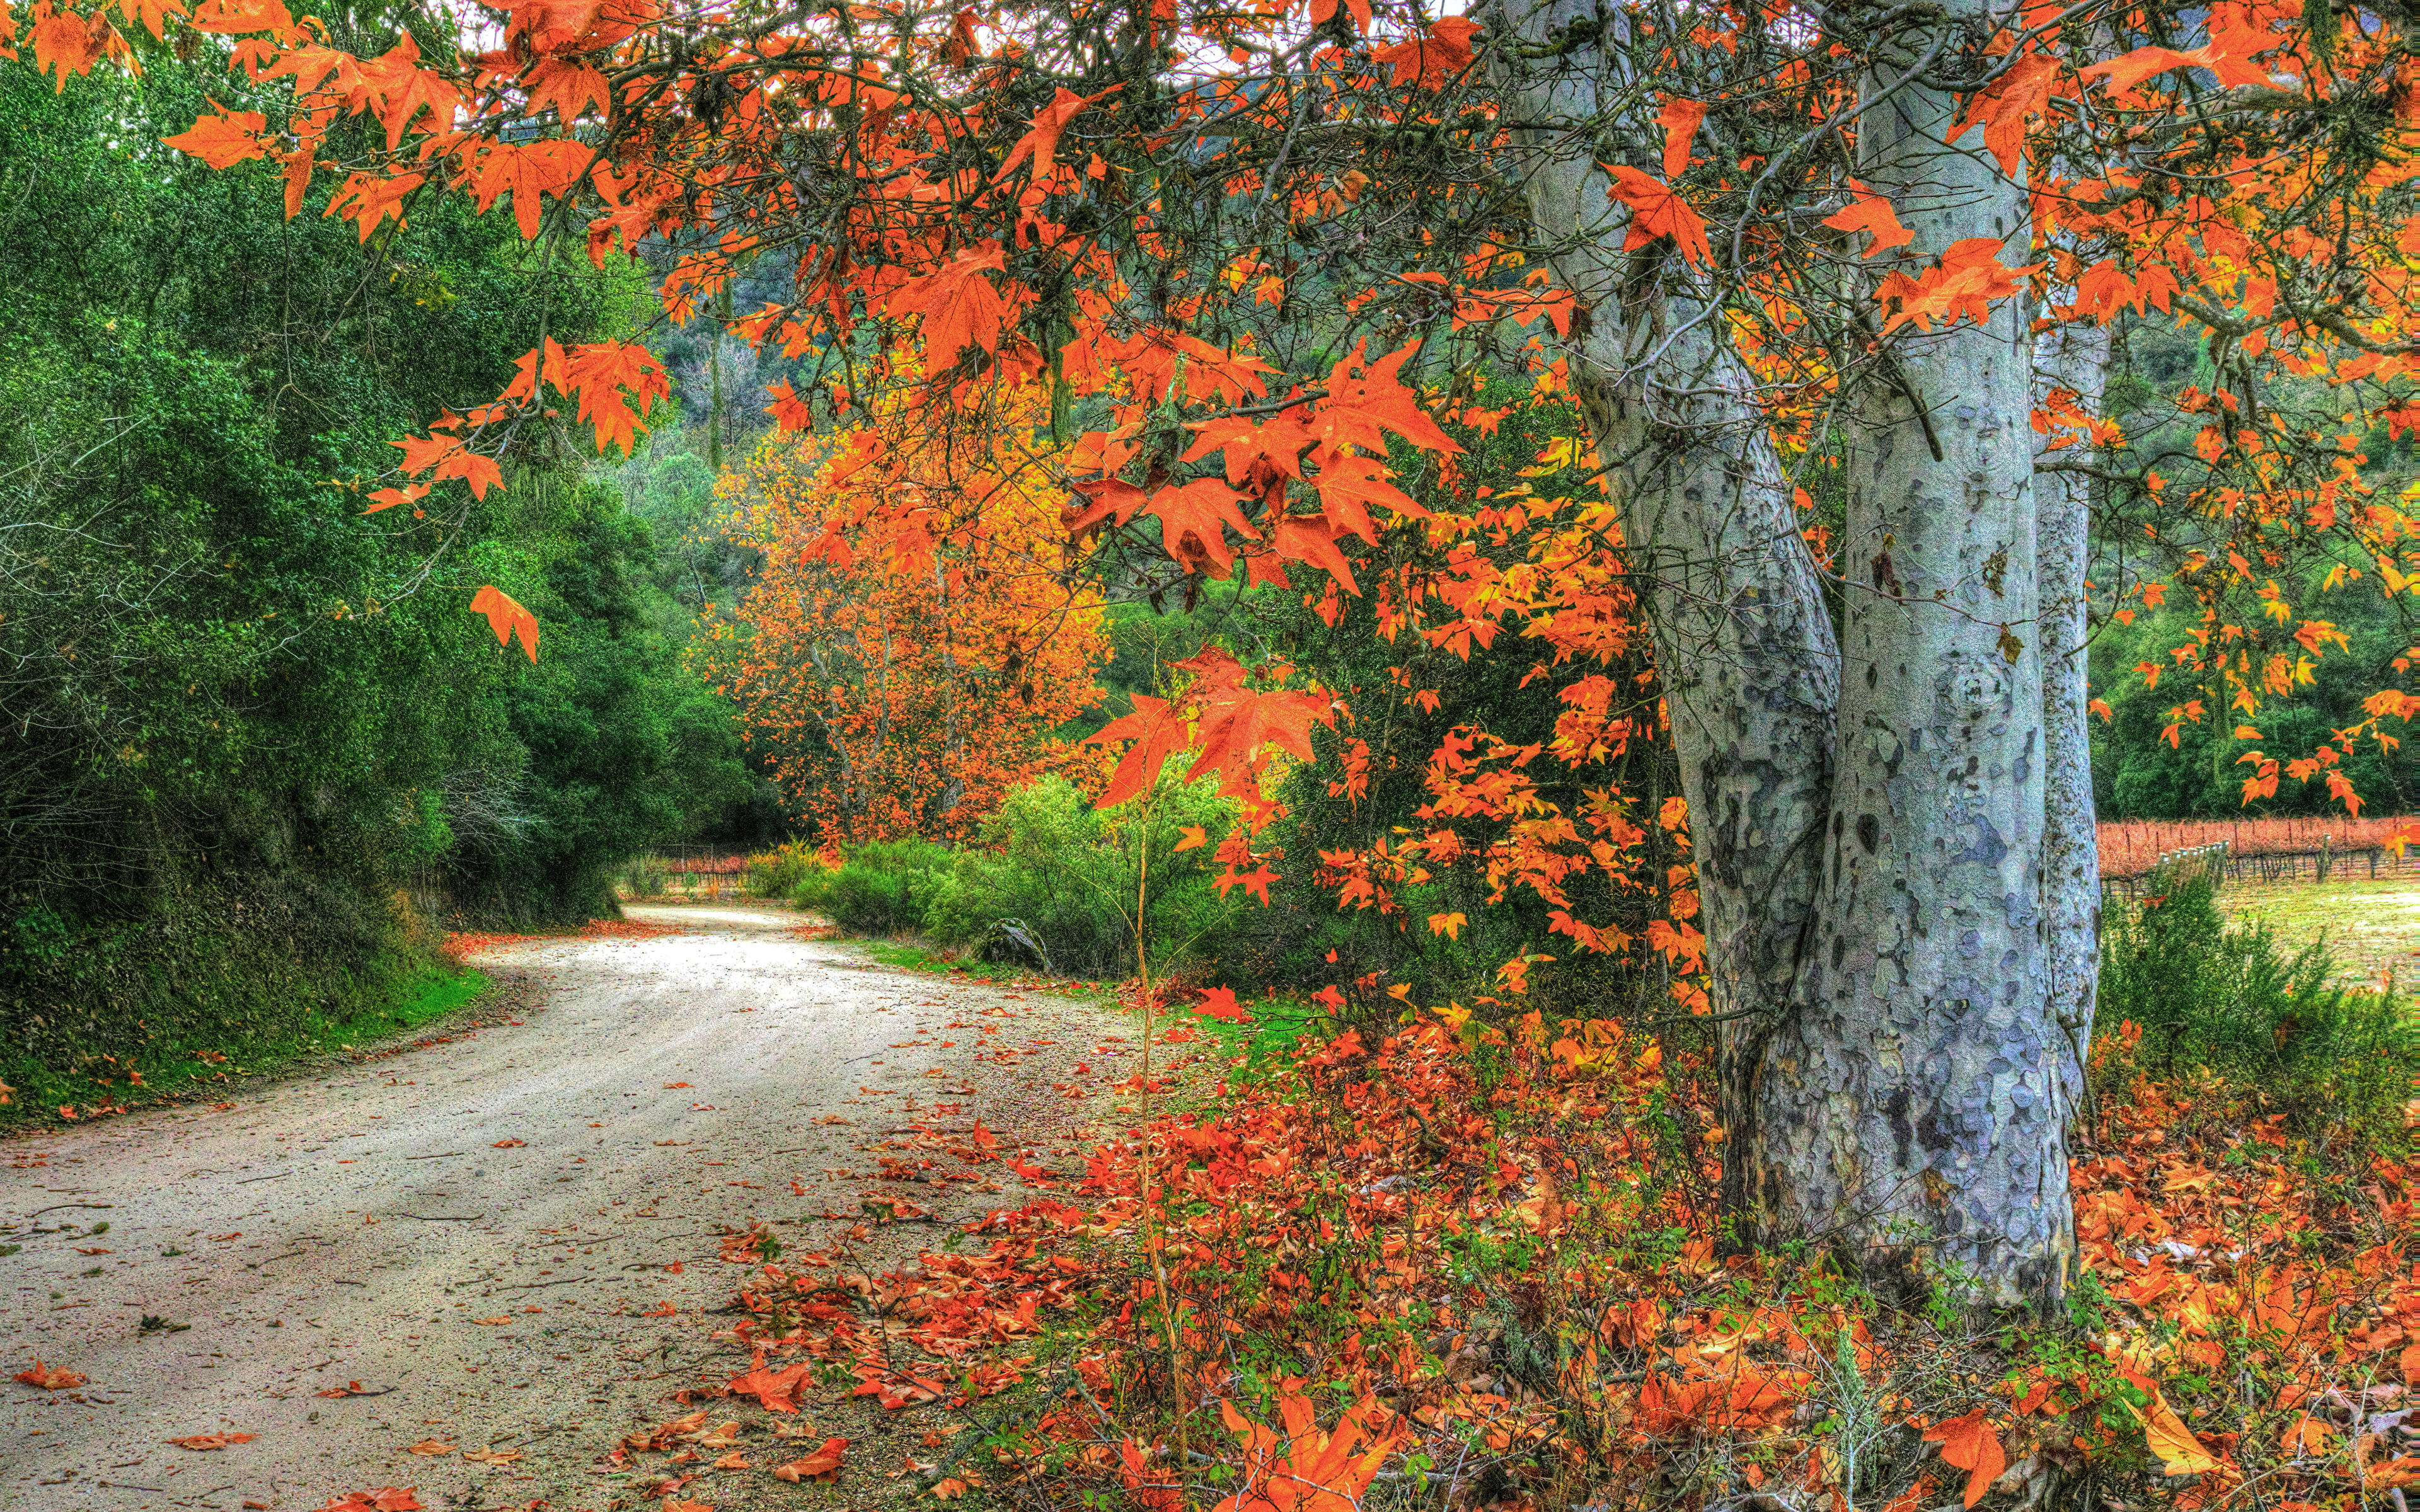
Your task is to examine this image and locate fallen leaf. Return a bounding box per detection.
[14,1360,86,1390]
[471,1316,513,1325]
[317,1381,376,1397]
[462,1446,524,1464]
[713,1452,751,1469]
[167,1431,256,1450]
[491,1138,526,1148]
[773,1436,849,1482]
[664,1082,692,1089]
[2145,1390,2220,1475]
[1923,1409,2005,1509]
[404,1439,456,1456]
[731,1356,814,1412]
[2283,1415,2334,1456]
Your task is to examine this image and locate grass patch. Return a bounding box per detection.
[0,959,488,1128]
[2218,874,2420,985]
[1182,993,1340,1080]
[853,939,1124,1000]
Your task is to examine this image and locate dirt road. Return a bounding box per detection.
[0,906,1136,1512]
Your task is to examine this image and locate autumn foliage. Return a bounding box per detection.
[19,0,2420,1496]
[662,982,2416,1511]
[706,386,1106,844]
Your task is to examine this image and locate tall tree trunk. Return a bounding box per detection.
[2036,320,2107,1125]
[1479,0,1838,1226]
[1484,0,2082,1309]
[1769,16,2076,1307]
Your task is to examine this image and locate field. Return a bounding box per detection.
[2214,875,2420,985]
[2099,813,2420,879]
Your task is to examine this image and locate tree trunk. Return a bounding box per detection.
[2036,319,2107,1124]
[1766,18,2076,1307]
[1479,0,1839,1226]
[1482,0,2082,1310]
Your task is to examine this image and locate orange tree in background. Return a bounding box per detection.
[703,384,1106,844]
[36,0,2420,1305]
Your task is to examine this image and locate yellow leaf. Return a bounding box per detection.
[1427,911,1466,940]
[2145,1391,2220,1476]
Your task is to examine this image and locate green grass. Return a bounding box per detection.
[845,939,1337,1098]
[2218,875,2420,986]
[1182,994,1341,1080]
[856,939,1124,999]
[0,960,488,1127]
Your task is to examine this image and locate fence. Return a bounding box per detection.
[618,850,753,903]
[2099,833,2420,901]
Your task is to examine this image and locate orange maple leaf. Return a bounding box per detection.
[461,139,591,240]
[1822,179,1913,258]
[1086,695,1192,808]
[1923,1409,2005,1508]
[469,585,540,663]
[323,170,424,243]
[14,1360,86,1390]
[1605,167,1710,265]
[893,243,1025,364]
[1141,477,1260,575]
[1656,98,1706,179]
[1194,987,1253,1022]
[730,1354,814,1412]
[558,339,669,455]
[1947,51,2058,175]
[1874,238,2039,334]
[1181,650,1330,796]
[772,1436,848,1482]
[1372,16,1480,90]
[162,105,268,169]
[524,57,609,123]
[167,1431,257,1450]
[993,84,1117,183]
[115,0,187,38]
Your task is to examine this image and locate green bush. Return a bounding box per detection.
[744,842,829,900]
[2095,873,2417,1135]
[798,776,1242,977]
[922,774,1240,978]
[818,838,957,935]
[619,856,669,898]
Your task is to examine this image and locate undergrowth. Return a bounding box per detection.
[679,931,2418,1511]
[0,958,486,1126]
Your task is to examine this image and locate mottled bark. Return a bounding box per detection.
[1478,0,1840,1223]
[2036,321,2107,1122]
[1770,19,2076,1306]
[1480,0,2083,1307]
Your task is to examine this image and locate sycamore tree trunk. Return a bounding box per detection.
[2037,319,2108,1120]
[1484,0,2080,1307]
[1478,0,1838,1228]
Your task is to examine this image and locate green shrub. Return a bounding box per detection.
[619,855,669,898]
[2094,873,2417,1135]
[916,775,1242,979]
[800,777,1241,977]
[818,838,957,935]
[744,842,830,900]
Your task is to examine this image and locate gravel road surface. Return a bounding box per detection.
[0,905,1136,1512]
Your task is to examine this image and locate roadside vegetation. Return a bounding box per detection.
[0,56,747,1114]
[11,3,2420,1508]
